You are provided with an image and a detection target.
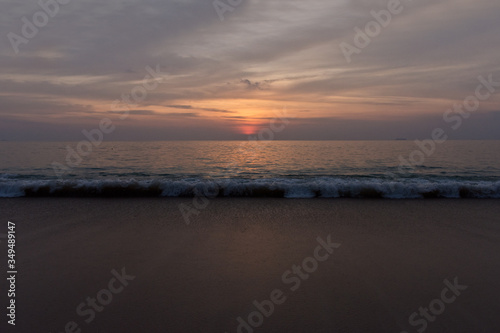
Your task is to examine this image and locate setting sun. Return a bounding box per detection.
[238,124,259,135]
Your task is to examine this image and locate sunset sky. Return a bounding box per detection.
[1,0,500,140]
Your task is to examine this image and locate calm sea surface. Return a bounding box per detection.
[1,141,499,198]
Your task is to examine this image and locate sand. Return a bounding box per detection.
[1,198,500,332]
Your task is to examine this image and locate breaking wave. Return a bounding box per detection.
[1,177,500,198]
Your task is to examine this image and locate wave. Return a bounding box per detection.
[1,177,500,198]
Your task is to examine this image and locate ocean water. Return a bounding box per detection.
[1,141,500,198]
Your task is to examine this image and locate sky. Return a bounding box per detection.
[1,0,500,140]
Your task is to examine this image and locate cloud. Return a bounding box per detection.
[240,79,269,90]
[1,0,500,139]
[199,108,234,113]
[166,105,193,110]
[161,112,199,118]
[0,95,95,116]
[166,105,234,113]
[108,109,199,118]
[108,109,157,115]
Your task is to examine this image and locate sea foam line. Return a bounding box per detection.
[0,178,499,198]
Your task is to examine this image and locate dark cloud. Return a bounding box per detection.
[166,105,193,110]
[240,79,269,90]
[166,105,234,113]
[108,110,157,115]
[200,108,234,113]
[161,112,199,118]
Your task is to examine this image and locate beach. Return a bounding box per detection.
[3,0,500,331]
[1,198,500,332]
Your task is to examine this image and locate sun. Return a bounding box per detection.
[238,125,259,135]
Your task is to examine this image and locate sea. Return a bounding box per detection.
[1,141,499,198]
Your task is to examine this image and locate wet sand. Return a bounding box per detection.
[1,198,500,332]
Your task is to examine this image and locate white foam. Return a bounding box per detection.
[0,177,499,198]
